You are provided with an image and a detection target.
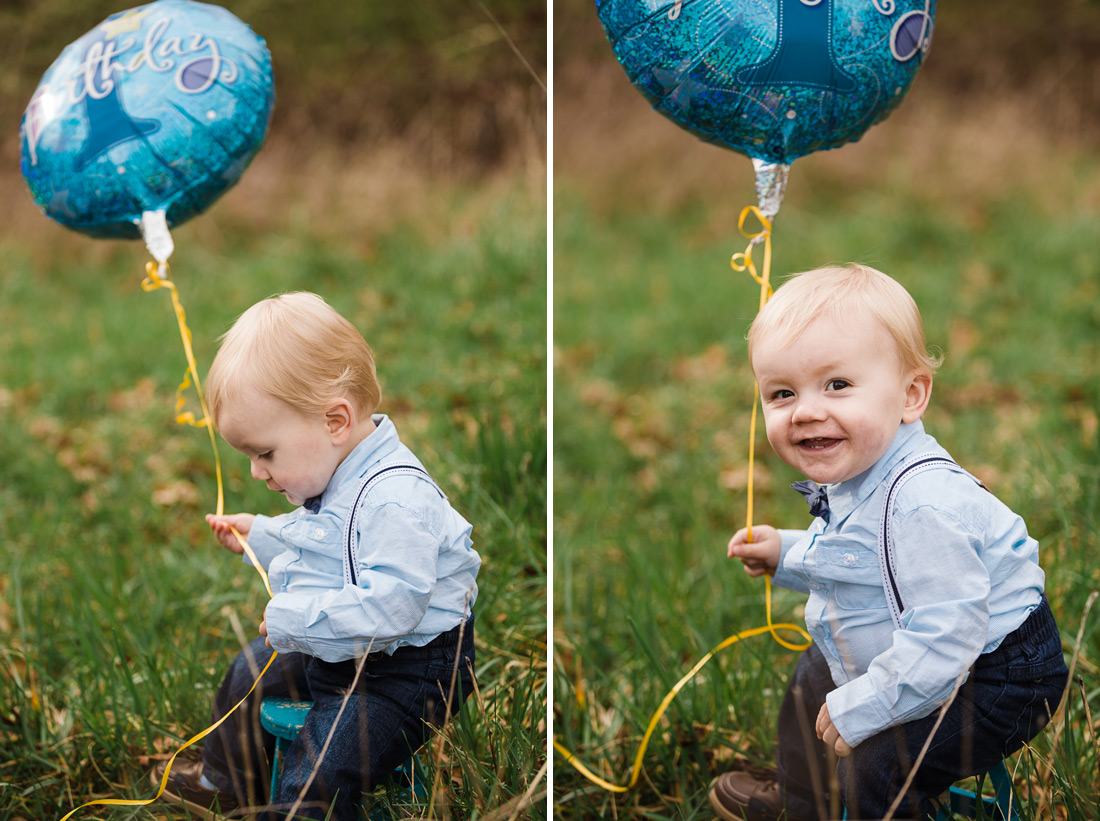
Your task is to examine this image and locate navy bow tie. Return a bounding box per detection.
[303,495,322,514]
[791,480,830,523]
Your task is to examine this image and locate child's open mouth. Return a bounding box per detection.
[798,437,839,450]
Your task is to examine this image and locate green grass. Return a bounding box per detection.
[0,178,546,820]
[552,88,1100,821]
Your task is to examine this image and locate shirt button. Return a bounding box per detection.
[312,527,325,539]
[843,553,856,567]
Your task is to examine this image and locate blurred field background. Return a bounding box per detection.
[0,1,546,819]
[553,0,1100,818]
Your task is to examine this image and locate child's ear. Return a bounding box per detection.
[901,372,933,423]
[325,399,354,443]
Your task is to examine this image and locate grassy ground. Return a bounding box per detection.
[552,1,1100,818]
[0,134,546,819]
[2,1,547,816]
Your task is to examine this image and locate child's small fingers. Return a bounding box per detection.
[735,543,765,562]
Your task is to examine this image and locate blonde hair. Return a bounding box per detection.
[748,264,942,376]
[206,292,381,424]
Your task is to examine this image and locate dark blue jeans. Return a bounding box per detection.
[776,598,1067,820]
[201,618,475,819]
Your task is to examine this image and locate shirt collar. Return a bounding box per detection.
[312,414,399,511]
[823,420,928,524]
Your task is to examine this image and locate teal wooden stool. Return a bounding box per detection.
[259,698,427,819]
[259,698,313,800]
[837,759,1017,820]
[933,759,1017,821]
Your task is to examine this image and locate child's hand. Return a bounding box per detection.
[205,513,256,554]
[727,524,781,577]
[258,604,272,648]
[816,703,852,757]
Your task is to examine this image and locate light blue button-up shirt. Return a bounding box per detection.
[773,420,1045,747]
[245,415,481,662]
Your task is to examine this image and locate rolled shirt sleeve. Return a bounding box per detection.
[826,502,991,747]
[242,513,293,571]
[773,528,814,595]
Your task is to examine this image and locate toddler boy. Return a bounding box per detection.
[710,265,1066,820]
[154,292,480,819]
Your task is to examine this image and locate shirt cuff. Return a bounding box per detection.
[240,514,284,571]
[772,528,811,594]
[825,675,896,749]
[263,592,310,654]
[263,591,399,661]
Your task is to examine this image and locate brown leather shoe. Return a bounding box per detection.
[709,769,786,821]
[150,748,239,815]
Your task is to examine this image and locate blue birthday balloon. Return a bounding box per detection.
[19,0,275,241]
[596,0,935,166]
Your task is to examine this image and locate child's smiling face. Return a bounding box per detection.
[752,312,931,486]
[216,384,344,506]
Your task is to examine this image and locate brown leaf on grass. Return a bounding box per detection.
[672,344,728,383]
[554,343,600,379]
[968,464,1003,489]
[151,734,185,754]
[152,480,200,507]
[625,406,673,459]
[28,415,65,445]
[636,465,658,492]
[58,445,108,483]
[719,464,775,493]
[580,378,674,460]
[941,381,1023,411]
[1064,403,1099,446]
[107,378,157,412]
[578,378,621,411]
[612,417,660,459]
[947,318,980,358]
[30,415,120,483]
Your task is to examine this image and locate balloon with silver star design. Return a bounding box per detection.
[596,0,934,218]
[20,0,275,243]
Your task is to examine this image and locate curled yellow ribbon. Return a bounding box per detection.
[553,204,811,793]
[60,263,275,820]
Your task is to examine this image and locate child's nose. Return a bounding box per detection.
[250,460,269,481]
[791,396,826,423]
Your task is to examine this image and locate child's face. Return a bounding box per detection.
[752,313,929,485]
[217,385,345,506]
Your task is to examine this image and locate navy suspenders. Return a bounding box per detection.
[341,463,445,587]
[878,454,982,630]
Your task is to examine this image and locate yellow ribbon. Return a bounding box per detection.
[553,205,811,792]
[140,262,224,515]
[729,205,773,545]
[60,263,275,820]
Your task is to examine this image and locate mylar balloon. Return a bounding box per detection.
[19,0,275,243]
[597,0,935,213]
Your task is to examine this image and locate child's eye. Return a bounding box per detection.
[257,451,273,461]
[769,389,794,401]
[826,379,851,391]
